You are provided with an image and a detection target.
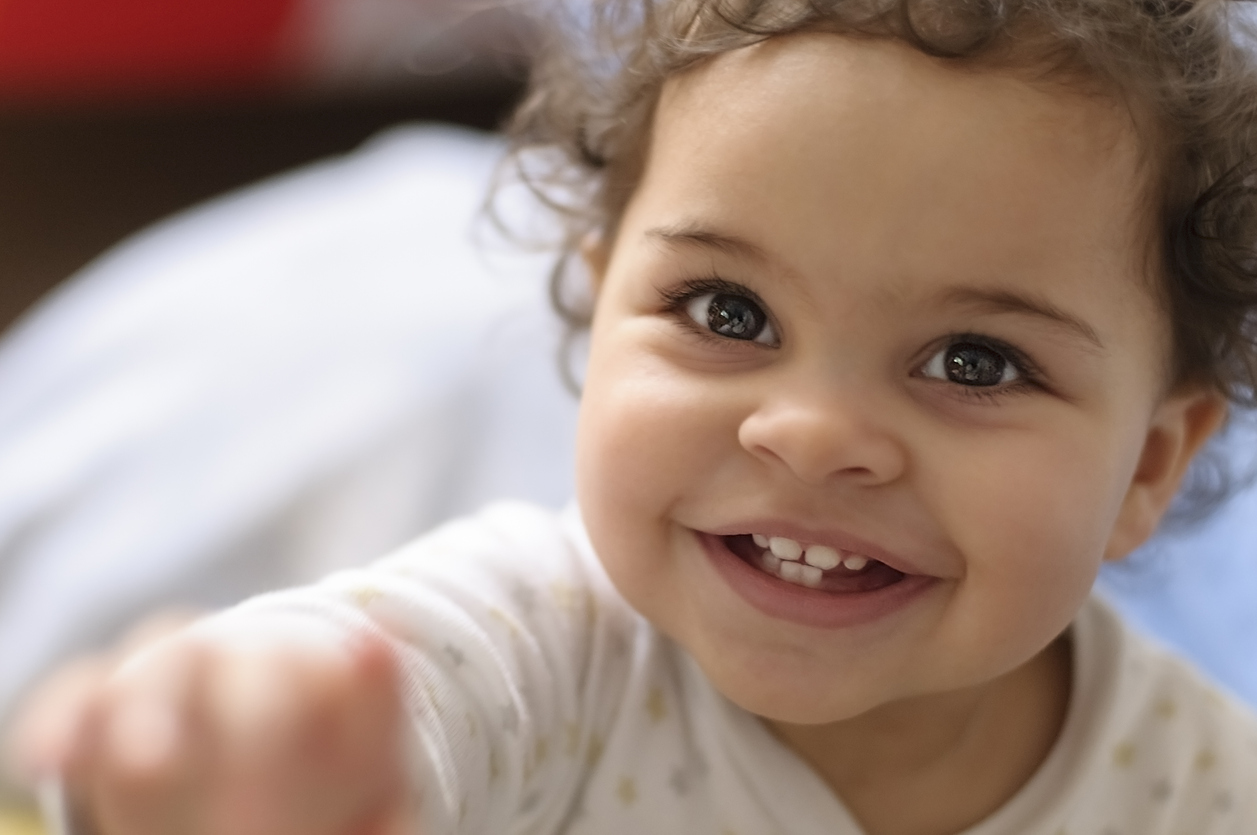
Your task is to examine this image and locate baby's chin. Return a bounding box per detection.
[682,640,911,726]
[725,682,902,730]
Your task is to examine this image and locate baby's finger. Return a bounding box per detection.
[203,634,406,835]
[5,656,112,785]
[344,794,421,835]
[339,634,406,774]
[70,639,210,835]
[344,637,420,835]
[5,609,204,791]
[117,610,204,656]
[341,636,414,834]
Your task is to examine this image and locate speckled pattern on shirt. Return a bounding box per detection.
[208,503,1257,835]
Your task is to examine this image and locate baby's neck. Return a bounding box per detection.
[767,635,1072,835]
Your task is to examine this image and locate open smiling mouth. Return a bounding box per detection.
[701,530,936,628]
[723,533,906,593]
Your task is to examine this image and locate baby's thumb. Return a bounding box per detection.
[350,795,422,835]
[346,632,406,749]
[348,633,400,690]
[344,633,420,835]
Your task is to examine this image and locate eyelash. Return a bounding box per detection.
[658,278,1048,401]
[926,333,1047,403]
[658,276,776,347]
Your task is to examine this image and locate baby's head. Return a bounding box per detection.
[517,0,1257,406]
[506,0,1257,724]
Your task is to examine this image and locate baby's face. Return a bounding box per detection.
[576,33,1204,723]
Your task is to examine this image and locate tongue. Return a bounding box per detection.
[815,560,904,593]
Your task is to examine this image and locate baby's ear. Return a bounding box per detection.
[1104,388,1228,560]
[581,233,612,292]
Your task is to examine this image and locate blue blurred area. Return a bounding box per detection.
[1099,416,1257,704]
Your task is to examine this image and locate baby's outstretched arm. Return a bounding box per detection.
[11,506,618,835]
[32,623,416,835]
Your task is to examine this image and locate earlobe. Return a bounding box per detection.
[1104,389,1228,561]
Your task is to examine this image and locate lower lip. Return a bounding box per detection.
[698,532,938,630]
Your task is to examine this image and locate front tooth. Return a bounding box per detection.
[752,533,769,548]
[761,552,782,573]
[842,554,869,571]
[804,545,840,570]
[780,561,822,588]
[769,537,803,561]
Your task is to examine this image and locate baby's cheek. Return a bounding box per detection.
[937,439,1120,653]
[574,365,731,616]
[577,354,730,500]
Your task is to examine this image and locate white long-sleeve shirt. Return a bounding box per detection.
[204,502,1257,834]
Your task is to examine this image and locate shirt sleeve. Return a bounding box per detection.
[194,502,638,835]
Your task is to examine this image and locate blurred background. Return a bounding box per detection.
[0,0,530,334]
[3,5,1257,835]
[0,3,544,832]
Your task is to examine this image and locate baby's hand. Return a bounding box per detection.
[52,626,414,835]
[7,609,202,791]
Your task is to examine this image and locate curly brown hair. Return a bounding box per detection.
[499,0,1257,512]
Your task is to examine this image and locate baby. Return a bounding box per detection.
[19,0,1257,833]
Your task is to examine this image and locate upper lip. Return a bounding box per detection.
[698,519,933,577]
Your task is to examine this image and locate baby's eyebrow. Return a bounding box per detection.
[940,286,1106,351]
[646,225,1105,351]
[645,224,771,264]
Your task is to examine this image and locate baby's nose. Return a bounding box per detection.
[736,385,907,487]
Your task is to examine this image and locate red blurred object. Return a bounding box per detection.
[0,0,299,101]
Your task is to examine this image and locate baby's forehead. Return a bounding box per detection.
[633,33,1171,343]
[655,34,1152,230]
[667,32,1141,142]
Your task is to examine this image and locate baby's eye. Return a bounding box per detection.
[684,293,778,345]
[921,341,1020,387]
